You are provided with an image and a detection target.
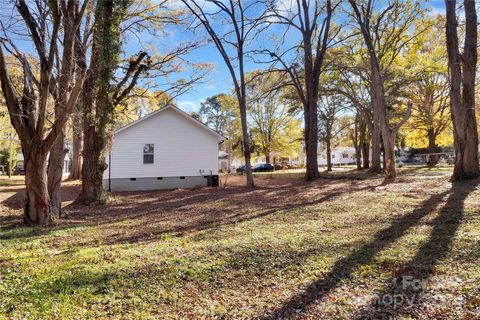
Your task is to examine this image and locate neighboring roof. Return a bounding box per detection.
[317,145,356,154]
[219,151,228,159]
[114,105,225,140]
[332,147,356,153]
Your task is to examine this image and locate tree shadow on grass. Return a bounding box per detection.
[353,180,479,319]
[94,181,374,246]
[1,178,380,247]
[0,223,82,241]
[260,187,454,319]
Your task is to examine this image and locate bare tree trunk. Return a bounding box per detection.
[239,96,254,187]
[445,0,480,180]
[304,81,320,180]
[370,117,382,173]
[326,138,332,172]
[24,148,54,225]
[69,108,83,180]
[362,142,370,169]
[371,56,398,179]
[265,152,271,164]
[79,123,107,203]
[353,116,362,170]
[383,134,396,179]
[45,1,78,218]
[427,128,439,167]
[381,139,386,170]
[47,129,67,218]
[359,117,368,169]
[355,145,362,170]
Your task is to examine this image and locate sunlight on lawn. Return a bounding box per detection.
[0,170,479,319]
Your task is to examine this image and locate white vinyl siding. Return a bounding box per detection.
[104,107,220,179]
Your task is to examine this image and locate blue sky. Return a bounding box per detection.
[163,0,446,113]
[0,0,447,114]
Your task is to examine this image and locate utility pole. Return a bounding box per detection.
[8,126,13,178]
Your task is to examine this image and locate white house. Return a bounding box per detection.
[16,152,71,175]
[317,146,357,166]
[218,151,230,173]
[103,105,225,191]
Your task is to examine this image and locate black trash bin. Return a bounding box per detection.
[211,175,219,187]
[207,175,219,187]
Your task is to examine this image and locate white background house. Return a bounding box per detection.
[104,105,224,191]
[317,146,357,166]
[16,152,71,175]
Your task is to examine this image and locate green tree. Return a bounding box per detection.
[0,147,17,174]
[318,95,348,171]
[348,0,421,179]
[259,0,335,180]
[246,72,303,164]
[199,94,237,137]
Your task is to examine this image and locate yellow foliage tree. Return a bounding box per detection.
[402,16,453,161]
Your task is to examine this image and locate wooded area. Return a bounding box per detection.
[0,0,478,226]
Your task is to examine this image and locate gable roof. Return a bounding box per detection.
[114,105,225,140]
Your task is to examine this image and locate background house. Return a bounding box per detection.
[104,105,224,191]
[15,152,71,175]
[317,146,357,166]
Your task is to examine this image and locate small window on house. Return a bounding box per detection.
[143,144,154,164]
[332,154,335,159]
[342,153,349,159]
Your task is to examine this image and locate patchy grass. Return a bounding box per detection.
[0,168,479,319]
[0,176,24,187]
[253,164,453,180]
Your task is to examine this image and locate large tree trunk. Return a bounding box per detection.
[47,130,67,217]
[304,91,320,180]
[383,134,396,180]
[24,148,54,225]
[369,116,382,173]
[46,10,77,217]
[77,61,108,204]
[445,0,480,180]
[371,53,397,178]
[77,0,130,204]
[426,128,439,167]
[303,29,320,181]
[79,123,107,204]
[69,109,83,180]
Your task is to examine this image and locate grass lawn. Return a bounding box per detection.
[0,167,479,319]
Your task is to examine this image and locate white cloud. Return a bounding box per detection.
[178,100,201,113]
